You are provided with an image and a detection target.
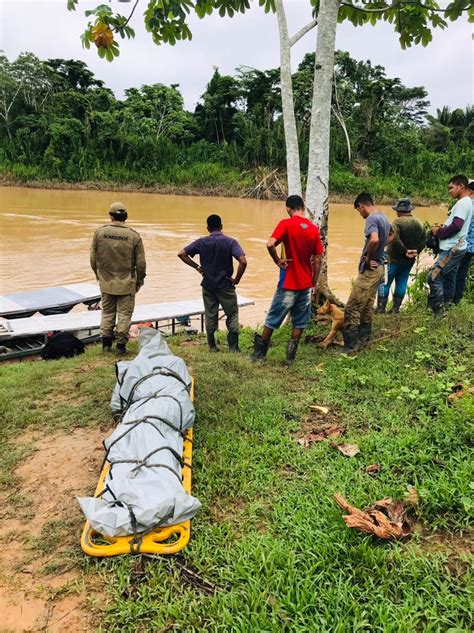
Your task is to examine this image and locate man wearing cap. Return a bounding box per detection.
[375,198,426,313]
[90,202,146,354]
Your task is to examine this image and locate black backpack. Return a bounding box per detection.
[41,331,85,360]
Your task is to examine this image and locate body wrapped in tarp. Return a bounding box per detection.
[78,328,201,537]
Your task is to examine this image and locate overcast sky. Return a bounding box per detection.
[1,0,472,113]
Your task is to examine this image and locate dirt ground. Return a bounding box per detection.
[0,427,112,632]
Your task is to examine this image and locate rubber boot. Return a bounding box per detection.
[251,334,269,362]
[390,297,403,313]
[341,327,359,354]
[102,336,113,352]
[116,342,127,355]
[375,295,388,314]
[285,338,300,366]
[207,333,219,352]
[428,296,442,317]
[227,332,240,353]
[358,322,372,348]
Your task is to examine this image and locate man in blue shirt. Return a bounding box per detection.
[178,214,247,352]
[453,180,474,303]
[428,175,472,314]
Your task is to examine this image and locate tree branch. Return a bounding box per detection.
[289,18,318,47]
[341,1,455,13]
[122,0,140,28]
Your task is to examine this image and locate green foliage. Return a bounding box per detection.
[1,49,472,199]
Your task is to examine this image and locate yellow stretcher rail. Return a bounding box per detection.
[81,380,195,557]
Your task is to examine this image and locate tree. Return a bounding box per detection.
[0,52,56,140]
[195,69,240,144]
[46,58,104,91]
[123,83,194,143]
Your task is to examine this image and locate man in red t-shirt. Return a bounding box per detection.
[252,195,323,365]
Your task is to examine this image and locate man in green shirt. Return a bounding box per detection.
[376,198,426,313]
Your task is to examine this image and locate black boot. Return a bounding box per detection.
[227,332,240,352]
[207,333,219,352]
[116,342,127,355]
[341,327,359,354]
[251,334,269,362]
[390,297,403,313]
[102,336,113,352]
[375,295,388,314]
[285,338,300,366]
[358,322,372,348]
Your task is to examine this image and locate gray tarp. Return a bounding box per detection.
[77,328,201,536]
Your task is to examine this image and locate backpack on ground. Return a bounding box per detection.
[41,331,85,360]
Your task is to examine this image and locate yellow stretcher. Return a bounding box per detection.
[81,381,194,557]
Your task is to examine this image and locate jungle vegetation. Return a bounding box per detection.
[0,51,472,201]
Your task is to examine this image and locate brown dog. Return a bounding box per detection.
[316,300,344,348]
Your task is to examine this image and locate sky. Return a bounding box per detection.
[0,0,472,114]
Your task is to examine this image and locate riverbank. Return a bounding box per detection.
[1,299,472,630]
[0,165,449,207]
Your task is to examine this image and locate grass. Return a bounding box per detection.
[1,300,473,631]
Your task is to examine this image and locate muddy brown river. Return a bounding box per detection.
[0,187,446,324]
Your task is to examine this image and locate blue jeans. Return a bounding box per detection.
[378,261,414,300]
[265,288,312,330]
[427,249,466,313]
[454,251,473,303]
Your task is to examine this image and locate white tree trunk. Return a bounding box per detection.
[305,0,340,225]
[275,0,302,196]
[305,0,342,304]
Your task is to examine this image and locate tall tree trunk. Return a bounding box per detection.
[275,0,302,196]
[305,0,343,305]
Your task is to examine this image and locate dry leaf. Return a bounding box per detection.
[335,493,413,540]
[448,385,474,401]
[365,463,381,475]
[333,443,360,457]
[315,363,326,372]
[310,405,330,414]
[297,424,344,447]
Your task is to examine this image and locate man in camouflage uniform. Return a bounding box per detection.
[90,202,146,354]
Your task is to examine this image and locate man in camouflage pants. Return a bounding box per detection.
[90,202,146,354]
[342,193,392,353]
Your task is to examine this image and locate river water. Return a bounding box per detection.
[0,187,446,324]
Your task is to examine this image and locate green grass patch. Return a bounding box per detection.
[1,301,472,631]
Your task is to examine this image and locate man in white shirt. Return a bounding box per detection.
[428,174,472,315]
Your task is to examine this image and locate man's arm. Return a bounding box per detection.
[90,233,98,279]
[228,256,247,286]
[177,248,203,275]
[434,217,465,239]
[311,254,322,293]
[267,236,291,269]
[366,232,380,268]
[135,238,146,290]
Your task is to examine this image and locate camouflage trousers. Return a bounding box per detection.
[343,267,384,329]
[100,292,135,344]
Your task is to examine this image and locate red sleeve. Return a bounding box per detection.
[314,228,324,255]
[271,220,287,242]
